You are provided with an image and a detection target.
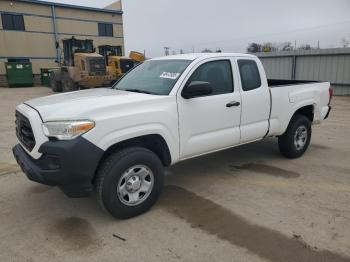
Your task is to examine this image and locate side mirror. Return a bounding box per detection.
[182,81,213,99]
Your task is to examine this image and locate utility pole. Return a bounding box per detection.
[164,47,170,56]
[317,40,320,49]
[294,40,297,50]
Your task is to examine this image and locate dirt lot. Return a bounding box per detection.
[0,87,350,262]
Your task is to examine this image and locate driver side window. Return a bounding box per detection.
[187,60,234,96]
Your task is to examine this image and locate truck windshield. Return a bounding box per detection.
[113,59,192,95]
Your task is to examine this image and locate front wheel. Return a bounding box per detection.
[50,72,62,92]
[278,114,312,159]
[95,147,164,219]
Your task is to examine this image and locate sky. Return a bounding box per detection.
[49,0,350,57]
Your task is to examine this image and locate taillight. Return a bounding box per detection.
[329,86,333,101]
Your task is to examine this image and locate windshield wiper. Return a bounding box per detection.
[122,89,153,94]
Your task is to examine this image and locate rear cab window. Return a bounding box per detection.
[238,59,261,91]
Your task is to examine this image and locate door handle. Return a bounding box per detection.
[226,101,240,107]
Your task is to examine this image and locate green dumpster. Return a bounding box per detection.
[40,68,51,87]
[5,62,34,87]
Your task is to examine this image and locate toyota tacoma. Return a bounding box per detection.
[13,53,332,218]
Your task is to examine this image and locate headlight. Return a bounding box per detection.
[42,120,95,140]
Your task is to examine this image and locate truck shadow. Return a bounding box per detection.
[229,163,300,178]
[166,138,288,181]
[158,139,350,261]
[158,185,350,262]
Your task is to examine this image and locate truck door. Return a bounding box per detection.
[177,58,241,159]
[236,58,270,143]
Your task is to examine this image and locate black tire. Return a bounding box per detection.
[63,78,78,92]
[95,147,164,219]
[50,74,62,93]
[278,114,312,159]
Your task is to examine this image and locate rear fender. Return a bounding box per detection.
[281,101,315,135]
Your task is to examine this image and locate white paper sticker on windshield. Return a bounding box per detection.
[160,72,180,80]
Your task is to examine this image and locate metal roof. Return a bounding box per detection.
[153,53,256,61]
[254,48,350,58]
[14,0,123,15]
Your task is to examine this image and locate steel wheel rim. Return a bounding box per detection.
[294,125,307,150]
[117,165,154,206]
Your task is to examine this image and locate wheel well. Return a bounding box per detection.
[294,105,314,122]
[99,134,172,168]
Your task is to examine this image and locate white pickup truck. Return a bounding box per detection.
[13,53,332,218]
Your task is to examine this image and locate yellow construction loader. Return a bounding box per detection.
[99,45,145,80]
[50,38,116,92]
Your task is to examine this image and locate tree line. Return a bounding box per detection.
[247,38,349,53]
[247,42,314,53]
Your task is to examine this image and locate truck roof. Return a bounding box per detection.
[152,52,257,61]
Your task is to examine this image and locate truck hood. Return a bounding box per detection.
[25,88,167,121]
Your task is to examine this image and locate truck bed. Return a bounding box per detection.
[267,80,331,137]
[268,79,319,87]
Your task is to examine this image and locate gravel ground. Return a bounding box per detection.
[0,87,349,262]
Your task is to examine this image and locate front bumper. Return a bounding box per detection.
[13,137,104,197]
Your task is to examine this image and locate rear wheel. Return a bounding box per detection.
[95,147,164,219]
[278,114,311,158]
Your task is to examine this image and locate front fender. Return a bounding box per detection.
[83,123,179,164]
